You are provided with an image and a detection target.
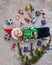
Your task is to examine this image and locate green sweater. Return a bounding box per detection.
[23,28,38,39]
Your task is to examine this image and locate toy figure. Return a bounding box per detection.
[31,18,37,24]
[23,46,29,53]
[41,19,46,25]
[6,19,13,25]
[24,17,31,23]
[15,15,20,20]
[11,27,50,40]
[35,10,40,16]
[18,9,24,15]
[11,43,16,51]
[4,34,11,40]
[28,11,32,18]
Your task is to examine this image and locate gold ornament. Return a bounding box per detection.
[25,5,30,11]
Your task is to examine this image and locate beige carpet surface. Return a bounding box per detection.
[0,0,52,65]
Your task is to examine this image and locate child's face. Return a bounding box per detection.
[14,29,23,38]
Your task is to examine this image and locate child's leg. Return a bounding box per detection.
[37,27,50,38]
[38,27,50,33]
[41,32,50,37]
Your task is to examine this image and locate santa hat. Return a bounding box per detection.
[4,29,12,35]
[3,26,12,35]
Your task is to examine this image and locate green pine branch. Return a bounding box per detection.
[29,42,34,57]
[17,42,24,62]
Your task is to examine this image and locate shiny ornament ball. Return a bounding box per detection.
[36,47,41,52]
[25,5,30,11]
